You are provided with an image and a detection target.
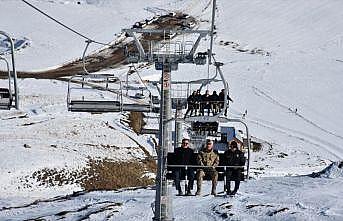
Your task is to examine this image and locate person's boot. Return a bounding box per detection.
[211,186,217,196]
[226,182,231,195]
[232,181,240,195]
[211,177,217,196]
[195,178,202,195]
[195,189,201,195]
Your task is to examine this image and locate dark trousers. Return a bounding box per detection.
[185,105,194,117]
[174,168,195,191]
[225,169,242,194]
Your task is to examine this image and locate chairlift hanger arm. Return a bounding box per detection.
[82,40,92,75]
[189,34,205,57]
[127,31,146,59]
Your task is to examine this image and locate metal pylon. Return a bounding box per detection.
[154,63,173,221]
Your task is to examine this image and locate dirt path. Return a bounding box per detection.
[0,13,196,79]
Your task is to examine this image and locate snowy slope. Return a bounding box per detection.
[1,0,343,220]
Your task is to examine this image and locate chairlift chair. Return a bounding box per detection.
[0,58,13,110]
[67,74,123,113]
[0,31,19,110]
[0,88,11,110]
[182,60,229,124]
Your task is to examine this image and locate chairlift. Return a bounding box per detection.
[182,59,229,124]
[67,41,159,114]
[0,88,11,109]
[0,31,19,110]
[167,119,251,185]
[167,55,251,186]
[0,57,12,110]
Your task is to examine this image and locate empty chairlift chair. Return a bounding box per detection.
[0,52,16,110]
[0,88,11,110]
[67,74,159,113]
[67,74,122,113]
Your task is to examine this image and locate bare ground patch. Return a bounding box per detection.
[128,111,145,134]
[24,157,156,191]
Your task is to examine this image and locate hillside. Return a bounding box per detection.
[0,0,342,220]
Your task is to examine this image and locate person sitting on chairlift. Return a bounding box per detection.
[209,90,220,115]
[174,138,195,195]
[224,140,246,196]
[194,90,202,116]
[201,90,211,116]
[185,91,196,117]
[195,139,219,196]
[219,89,233,116]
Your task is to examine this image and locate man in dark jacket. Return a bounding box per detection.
[218,89,233,116]
[201,90,211,116]
[224,141,246,195]
[174,138,195,195]
[194,90,202,116]
[209,90,220,115]
[185,91,196,117]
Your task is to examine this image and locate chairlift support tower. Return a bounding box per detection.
[122,27,210,221]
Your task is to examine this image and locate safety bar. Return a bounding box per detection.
[167,165,245,169]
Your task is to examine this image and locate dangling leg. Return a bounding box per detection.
[196,169,204,195]
[232,180,240,195]
[186,168,195,195]
[226,170,233,195]
[211,171,218,196]
[174,169,183,195]
[232,170,241,195]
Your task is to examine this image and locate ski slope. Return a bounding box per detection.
[1,0,343,220]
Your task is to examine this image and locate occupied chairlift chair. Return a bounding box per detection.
[166,58,251,191]
[122,28,251,191]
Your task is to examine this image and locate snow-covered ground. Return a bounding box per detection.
[1,0,343,220]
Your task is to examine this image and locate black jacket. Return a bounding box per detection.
[187,94,195,106]
[209,93,220,102]
[219,91,233,102]
[224,149,246,166]
[174,147,195,165]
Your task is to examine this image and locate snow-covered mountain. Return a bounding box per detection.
[0,0,342,220]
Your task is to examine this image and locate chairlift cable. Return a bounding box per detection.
[21,0,110,46]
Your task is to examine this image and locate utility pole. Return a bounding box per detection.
[154,63,173,221]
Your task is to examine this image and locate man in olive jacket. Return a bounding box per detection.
[195,139,219,196]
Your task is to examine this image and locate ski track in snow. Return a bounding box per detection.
[230,105,342,160]
[248,118,342,160]
[1,0,343,220]
[252,86,343,141]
